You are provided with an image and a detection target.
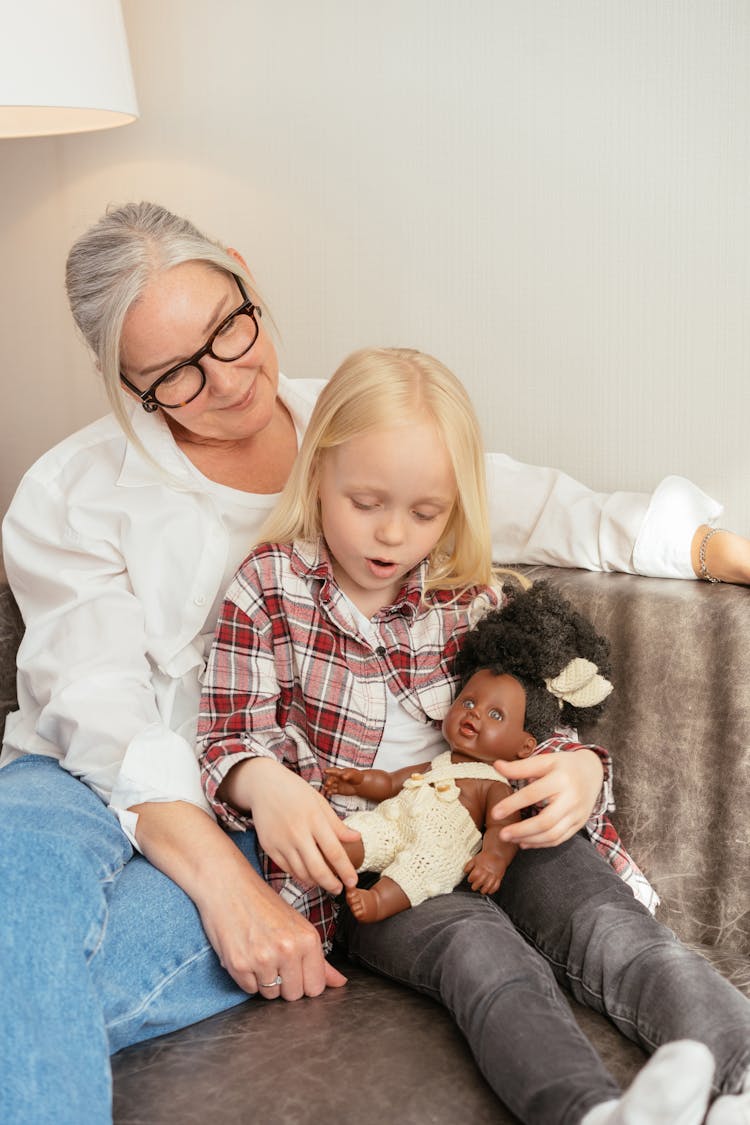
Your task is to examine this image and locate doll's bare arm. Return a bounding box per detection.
[323,761,433,802]
[464,779,521,895]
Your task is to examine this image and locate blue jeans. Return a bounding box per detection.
[338,835,750,1125]
[0,756,259,1125]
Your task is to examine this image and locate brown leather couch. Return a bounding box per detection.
[1,567,747,1124]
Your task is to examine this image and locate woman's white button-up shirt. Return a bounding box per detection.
[1,374,721,840]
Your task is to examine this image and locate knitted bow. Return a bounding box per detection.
[544,657,613,709]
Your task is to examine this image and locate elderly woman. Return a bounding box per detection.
[1,202,748,1125]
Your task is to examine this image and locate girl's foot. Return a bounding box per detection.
[706,1091,750,1124]
[705,1063,750,1125]
[582,1040,715,1125]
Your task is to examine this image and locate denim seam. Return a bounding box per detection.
[84,859,129,964]
[520,940,729,1097]
[509,922,668,1053]
[106,942,217,1030]
[348,946,442,1001]
[346,896,551,1006]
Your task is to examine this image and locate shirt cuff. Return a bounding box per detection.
[582,744,614,816]
[201,739,282,831]
[109,723,214,854]
[633,475,723,579]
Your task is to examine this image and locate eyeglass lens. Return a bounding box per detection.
[153,309,259,407]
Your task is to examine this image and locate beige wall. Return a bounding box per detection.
[1,0,748,537]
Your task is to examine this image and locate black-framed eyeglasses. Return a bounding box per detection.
[120,276,262,412]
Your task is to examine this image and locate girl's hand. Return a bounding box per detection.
[488,749,604,848]
[228,758,361,894]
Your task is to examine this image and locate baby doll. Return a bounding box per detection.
[324,580,614,924]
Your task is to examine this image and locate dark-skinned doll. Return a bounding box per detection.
[324,581,614,923]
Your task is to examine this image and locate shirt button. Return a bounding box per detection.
[376,646,387,657]
[194,594,207,606]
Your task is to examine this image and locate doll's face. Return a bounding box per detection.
[443,670,537,764]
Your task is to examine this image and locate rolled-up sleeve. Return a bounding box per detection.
[2,475,212,841]
[485,454,722,578]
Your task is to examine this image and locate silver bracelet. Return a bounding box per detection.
[698,527,725,583]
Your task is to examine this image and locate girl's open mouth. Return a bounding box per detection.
[366,558,398,578]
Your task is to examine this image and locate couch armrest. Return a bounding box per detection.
[519,566,749,957]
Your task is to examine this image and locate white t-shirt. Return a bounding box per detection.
[342,592,447,774]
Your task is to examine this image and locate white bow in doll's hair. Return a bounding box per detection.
[544,657,613,709]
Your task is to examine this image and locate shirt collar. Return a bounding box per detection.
[114,400,193,489]
[289,539,428,622]
[116,372,310,492]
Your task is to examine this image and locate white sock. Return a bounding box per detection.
[705,1069,750,1125]
[581,1040,715,1125]
[706,1093,750,1125]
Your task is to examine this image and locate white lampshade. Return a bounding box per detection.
[0,0,139,138]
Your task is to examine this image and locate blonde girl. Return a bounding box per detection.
[200,346,506,905]
[261,345,493,593]
[197,347,750,1125]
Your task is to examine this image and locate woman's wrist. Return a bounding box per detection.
[131,799,256,903]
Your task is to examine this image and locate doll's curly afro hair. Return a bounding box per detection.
[454,581,613,743]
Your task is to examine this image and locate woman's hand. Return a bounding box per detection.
[196,851,347,1002]
[133,800,347,1002]
[691,526,750,585]
[488,748,604,848]
[222,758,361,895]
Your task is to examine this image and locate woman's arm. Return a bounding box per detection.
[485,456,749,584]
[133,800,346,1000]
[3,473,209,814]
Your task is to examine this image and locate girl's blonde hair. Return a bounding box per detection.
[65,201,259,446]
[260,346,494,592]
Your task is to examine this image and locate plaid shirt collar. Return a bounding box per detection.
[288,538,430,624]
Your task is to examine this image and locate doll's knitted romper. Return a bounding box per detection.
[343,751,510,907]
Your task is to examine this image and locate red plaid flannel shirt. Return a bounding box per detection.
[199,540,656,949]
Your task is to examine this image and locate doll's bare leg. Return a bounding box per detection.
[346,877,411,923]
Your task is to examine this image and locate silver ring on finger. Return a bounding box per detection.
[259,974,283,988]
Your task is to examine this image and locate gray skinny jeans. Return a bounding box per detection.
[337,833,750,1125]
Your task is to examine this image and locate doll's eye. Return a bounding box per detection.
[461,698,475,710]
[488,708,503,721]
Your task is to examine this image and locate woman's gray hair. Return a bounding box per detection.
[65,201,254,441]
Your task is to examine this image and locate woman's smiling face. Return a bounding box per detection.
[119,260,280,444]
